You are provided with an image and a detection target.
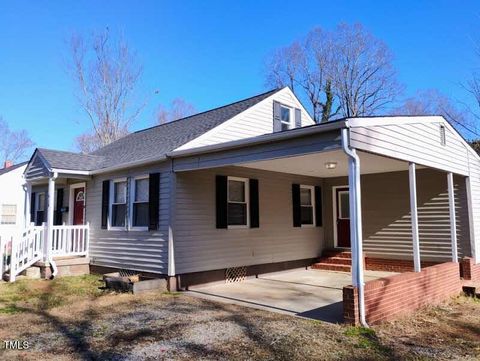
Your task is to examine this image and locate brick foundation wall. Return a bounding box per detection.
[460,257,480,282]
[343,262,463,325]
[365,257,439,273]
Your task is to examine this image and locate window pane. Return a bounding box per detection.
[112,204,126,227]
[38,194,45,211]
[228,203,247,226]
[281,122,291,131]
[339,192,350,219]
[300,188,312,206]
[228,180,245,202]
[114,182,126,203]
[135,178,149,202]
[280,106,290,122]
[301,206,313,225]
[133,203,149,227]
[1,204,16,225]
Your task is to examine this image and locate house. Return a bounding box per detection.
[3,86,480,325]
[0,161,28,236]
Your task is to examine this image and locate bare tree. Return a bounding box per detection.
[331,23,402,117]
[68,29,144,153]
[157,98,196,124]
[265,30,338,123]
[392,89,473,130]
[0,117,34,164]
[265,23,401,121]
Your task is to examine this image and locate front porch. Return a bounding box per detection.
[0,169,90,282]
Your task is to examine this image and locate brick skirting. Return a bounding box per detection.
[460,257,480,282]
[344,262,463,325]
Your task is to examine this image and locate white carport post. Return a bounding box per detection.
[409,163,421,272]
[447,172,458,262]
[44,173,57,262]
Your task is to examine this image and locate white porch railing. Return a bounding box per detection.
[51,224,90,257]
[0,223,89,282]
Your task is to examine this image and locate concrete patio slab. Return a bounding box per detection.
[187,268,396,323]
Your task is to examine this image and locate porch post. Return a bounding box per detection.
[465,176,477,262]
[44,173,57,262]
[25,181,32,227]
[409,163,421,272]
[447,173,458,262]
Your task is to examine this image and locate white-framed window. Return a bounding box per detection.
[130,175,149,230]
[280,105,294,131]
[36,192,45,225]
[227,176,249,228]
[0,204,17,225]
[300,185,315,226]
[109,178,127,229]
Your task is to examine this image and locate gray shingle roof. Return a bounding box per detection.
[36,148,105,171]
[0,161,28,176]
[35,88,280,172]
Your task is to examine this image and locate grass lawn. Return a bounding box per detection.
[0,275,479,361]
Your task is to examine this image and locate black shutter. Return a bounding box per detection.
[101,180,110,229]
[55,188,64,225]
[292,184,301,227]
[315,186,322,227]
[30,192,36,225]
[273,101,282,132]
[295,108,302,128]
[149,173,160,231]
[216,175,228,229]
[249,178,259,228]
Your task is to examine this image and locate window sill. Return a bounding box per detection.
[129,227,149,232]
[108,227,127,231]
[301,224,315,228]
[227,225,249,229]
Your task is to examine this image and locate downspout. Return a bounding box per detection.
[341,128,369,328]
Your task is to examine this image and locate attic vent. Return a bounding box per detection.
[440,125,446,146]
[225,266,247,283]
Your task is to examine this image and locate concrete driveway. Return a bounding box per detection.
[188,269,395,323]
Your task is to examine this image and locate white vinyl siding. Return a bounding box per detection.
[174,166,323,274]
[175,87,314,151]
[86,162,170,274]
[349,122,470,175]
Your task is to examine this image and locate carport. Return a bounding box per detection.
[189,268,396,323]
[169,115,480,325]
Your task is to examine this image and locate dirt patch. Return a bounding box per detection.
[0,276,479,360]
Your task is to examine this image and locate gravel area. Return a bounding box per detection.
[0,276,479,360]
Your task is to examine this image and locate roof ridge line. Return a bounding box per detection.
[132,87,282,135]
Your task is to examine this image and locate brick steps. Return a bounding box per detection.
[311,249,352,273]
[311,263,351,272]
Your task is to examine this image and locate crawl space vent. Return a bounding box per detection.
[225,266,247,283]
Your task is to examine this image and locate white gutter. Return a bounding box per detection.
[341,128,369,328]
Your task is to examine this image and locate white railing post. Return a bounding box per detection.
[9,232,17,282]
[85,222,90,254]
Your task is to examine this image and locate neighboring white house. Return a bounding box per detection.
[0,161,27,237]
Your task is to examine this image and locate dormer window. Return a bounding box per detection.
[280,105,293,131]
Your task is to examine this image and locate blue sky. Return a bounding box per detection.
[0,0,479,152]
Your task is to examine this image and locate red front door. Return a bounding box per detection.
[336,188,351,248]
[73,187,85,225]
